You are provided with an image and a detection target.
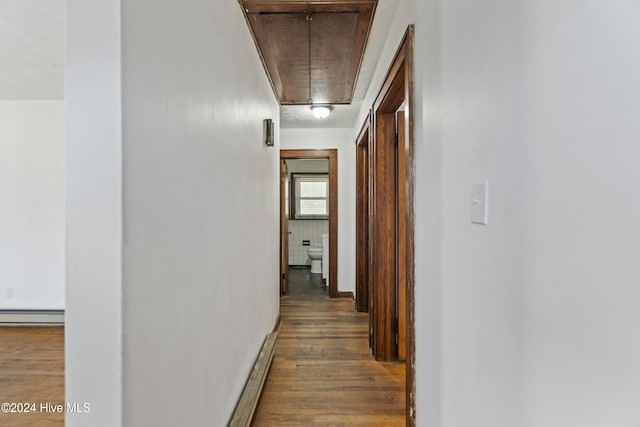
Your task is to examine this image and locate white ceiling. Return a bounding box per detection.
[280,0,399,129]
[0,0,64,100]
[0,0,397,125]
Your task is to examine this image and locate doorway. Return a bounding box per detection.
[280,149,339,298]
[361,26,415,425]
[283,159,329,296]
[355,115,371,319]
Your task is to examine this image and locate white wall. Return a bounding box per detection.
[519,2,640,426]
[359,0,640,426]
[0,101,64,310]
[288,220,328,265]
[281,128,356,294]
[66,0,123,424]
[285,159,328,174]
[67,0,280,425]
[120,0,280,426]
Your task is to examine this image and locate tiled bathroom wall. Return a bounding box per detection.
[287,219,329,265]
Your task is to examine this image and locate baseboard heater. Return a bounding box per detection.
[228,331,278,427]
[0,310,65,325]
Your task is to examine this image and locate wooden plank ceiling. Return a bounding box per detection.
[240,1,378,105]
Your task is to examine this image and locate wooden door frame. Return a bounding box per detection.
[355,113,371,313]
[280,161,289,294]
[280,149,339,298]
[370,26,416,426]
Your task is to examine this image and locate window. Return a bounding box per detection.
[290,173,329,219]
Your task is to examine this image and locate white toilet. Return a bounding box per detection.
[307,247,323,274]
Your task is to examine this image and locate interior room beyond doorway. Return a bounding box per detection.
[280,150,339,298]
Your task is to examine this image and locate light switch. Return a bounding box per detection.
[471,182,488,225]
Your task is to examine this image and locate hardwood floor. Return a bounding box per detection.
[252,296,405,426]
[0,301,404,426]
[0,327,64,427]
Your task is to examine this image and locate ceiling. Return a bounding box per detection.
[277,0,399,128]
[241,1,377,105]
[0,0,399,129]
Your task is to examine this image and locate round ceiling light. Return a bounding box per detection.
[311,105,331,119]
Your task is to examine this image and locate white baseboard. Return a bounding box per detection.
[0,310,65,325]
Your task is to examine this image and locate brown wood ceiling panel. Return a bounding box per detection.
[311,12,359,104]
[241,1,377,105]
[242,0,376,15]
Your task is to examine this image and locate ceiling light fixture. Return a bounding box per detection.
[306,14,332,119]
[311,105,331,119]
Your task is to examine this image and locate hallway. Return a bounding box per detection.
[6,0,636,425]
[252,296,405,426]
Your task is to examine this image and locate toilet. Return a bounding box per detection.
[307,247,323,274]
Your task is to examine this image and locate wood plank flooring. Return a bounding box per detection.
[252,296,406,426]
[0,301,405,426]
[0,326,64,427]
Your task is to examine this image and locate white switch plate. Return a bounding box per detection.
[471,182,488,225]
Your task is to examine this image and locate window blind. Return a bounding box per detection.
[290,174,329,219]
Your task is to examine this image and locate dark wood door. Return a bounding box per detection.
[370,110,398,360]
[396,107,407,361]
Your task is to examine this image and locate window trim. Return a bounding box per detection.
[290,173,329,220]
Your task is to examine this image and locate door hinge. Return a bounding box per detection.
[392,318,398,334]
[392,133,398,147]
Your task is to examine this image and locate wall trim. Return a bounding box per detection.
[272,314,281,333]
[369,25,416,426]
[338,291,354,299]
[228,331,278,426]
[0,310,65,325]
